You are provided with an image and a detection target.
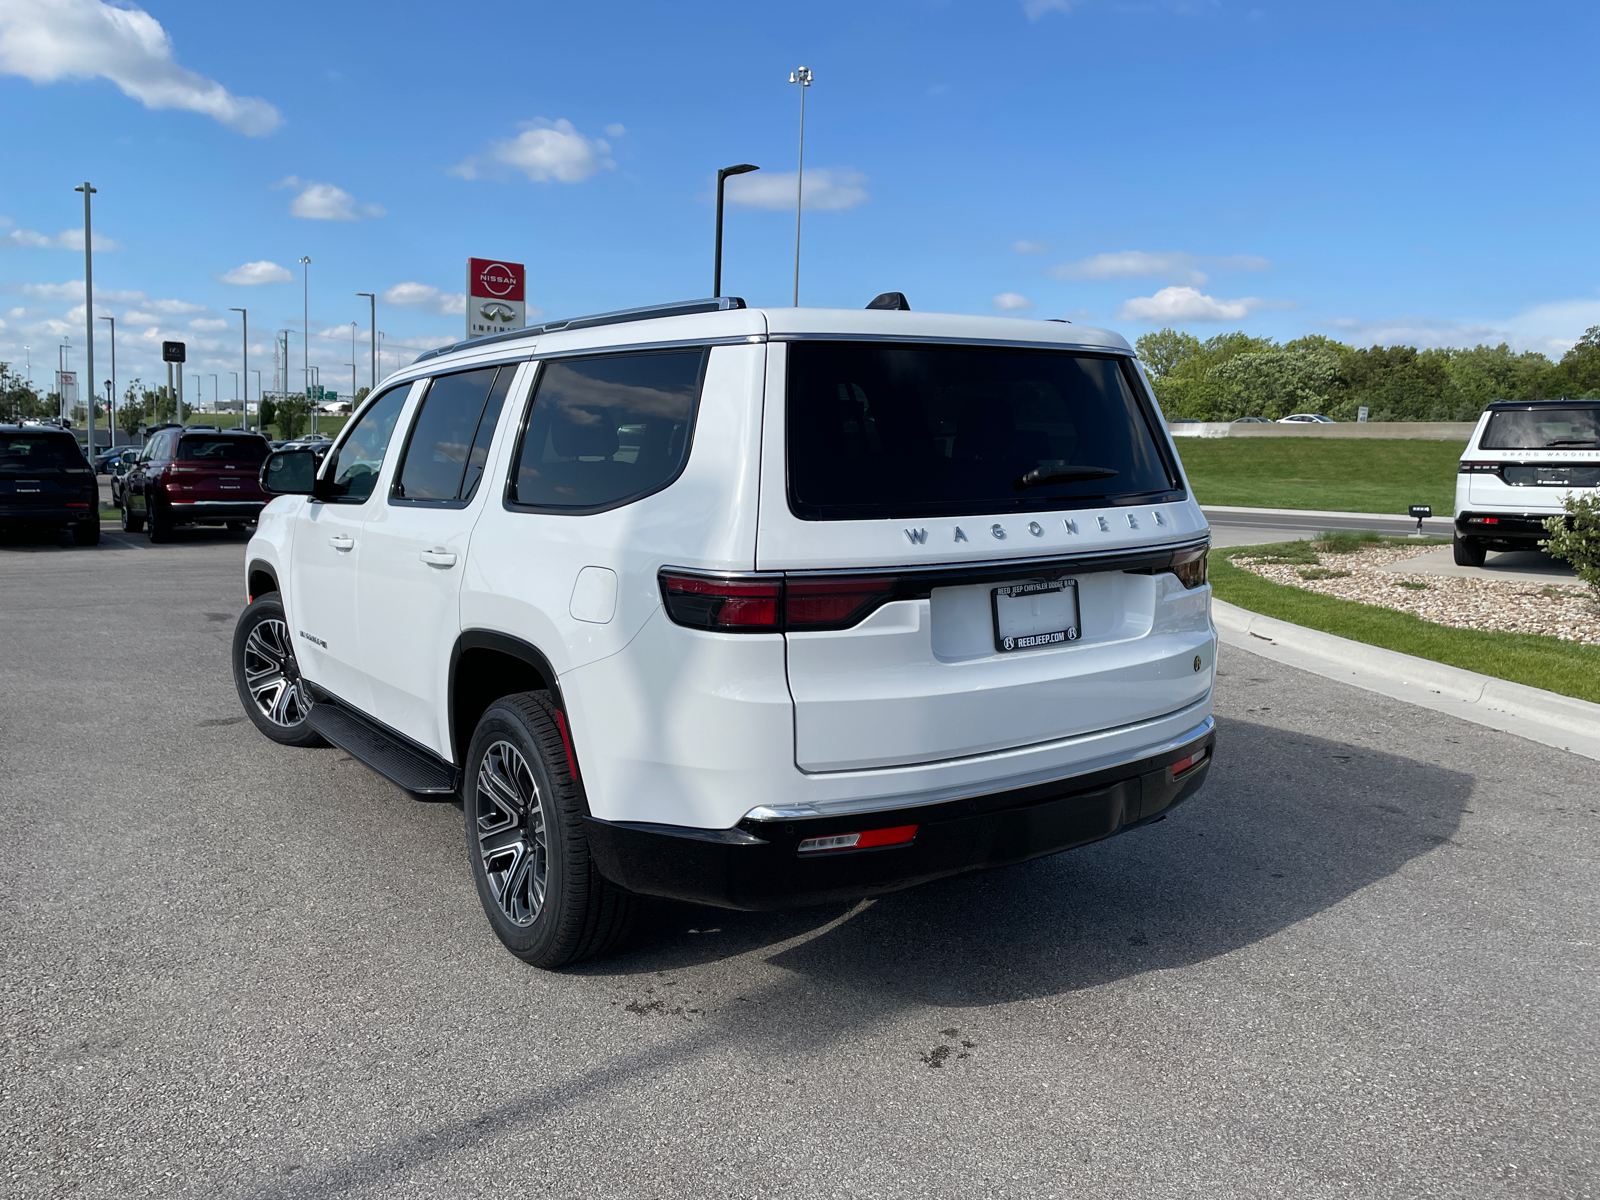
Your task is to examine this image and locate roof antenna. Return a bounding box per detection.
[866,292,910,311]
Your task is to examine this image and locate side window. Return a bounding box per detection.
[323,384,410,504]
[509,348,706,513]
[392,365,514,504]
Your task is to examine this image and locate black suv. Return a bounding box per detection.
[0,425,100,545]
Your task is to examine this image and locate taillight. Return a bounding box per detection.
[784,577,895,630]
[659,571,781,631]
[1170,545,1208,589]
[1171,747,1209,777]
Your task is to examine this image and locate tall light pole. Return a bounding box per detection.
[356,292,375,391]
[251,370,261,420]
[230,308,248,432]
[349,322,358,402]
[299,256,312,434]
[230,371,239,418]
[208,374,218,416]
[98,314,115,443]
[714,164,759,298]
[788,66,813,307]
[75,182,97,453]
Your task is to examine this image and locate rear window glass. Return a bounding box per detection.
[786,342,1180,520]
[510,349,706,512]
[1480,407,1600,450]
[0,434,82,470]
[177,435,268,463]
[394,366,513,503]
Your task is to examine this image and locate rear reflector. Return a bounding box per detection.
[1477,517,1499,524]
[66,502,90,508]
[797,824,918,854]
[1171,747,1209,777]
[785,576,895,630]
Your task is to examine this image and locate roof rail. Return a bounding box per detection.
[413,296,748,365]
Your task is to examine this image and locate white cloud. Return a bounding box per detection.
[146,297,204,315]
[450,119,613,184]
[0,0,280,135]
[189,317,226,331]
[1117,286,1287,323]
[725,168,870,212]
[276,176,385,221]
[1012,240,1048,255]
[122,311,160,326]
[1052,250,1270,287]
[382,282,467,315]
[604,123,626,137]
[1327,297,1600,357]
[14,280,137,302]
[993,293,1034,311]
[2,223,120,250]
[218,260,292,285]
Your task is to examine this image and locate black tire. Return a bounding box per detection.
[71,520,100,546]
[231,594,326,747]
[146,499,172,543]
[463,692,633,968]
[1453,534,1486,567]
[120,500,144,533]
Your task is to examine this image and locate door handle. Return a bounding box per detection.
[329,535,355,551]
[420,549,458,568]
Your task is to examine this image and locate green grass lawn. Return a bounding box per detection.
[1211,539,1600,704]
[1175,437,1465,514]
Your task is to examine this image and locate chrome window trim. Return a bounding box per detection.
[767,331,1134,355]
[745,713,1215,820]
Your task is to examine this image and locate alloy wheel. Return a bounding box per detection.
[242,617,309,728]
[475,740,548,927]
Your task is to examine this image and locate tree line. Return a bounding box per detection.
[1136,325,1600,422]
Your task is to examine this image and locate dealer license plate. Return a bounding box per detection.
[992,579,1080,653]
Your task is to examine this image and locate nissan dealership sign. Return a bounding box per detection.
[466,258,526,340]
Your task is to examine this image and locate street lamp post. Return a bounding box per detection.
[75,182,97,454]
[230,308,248,432]
[714,164,760,298]
[350,322,358,402]
[356,293,376,392]
[98,314,115,444]
[208,374,218,417]
[787,66,813,307]
[251,370,261,422]
[299,256,312,434]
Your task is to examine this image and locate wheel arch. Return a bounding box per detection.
[449,630,567,767]
[247,558,279,602]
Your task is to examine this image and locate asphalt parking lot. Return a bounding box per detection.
[3,531,1596,1199]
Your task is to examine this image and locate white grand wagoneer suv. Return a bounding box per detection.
[1454,399,1600,566]
[233,297,1216,967]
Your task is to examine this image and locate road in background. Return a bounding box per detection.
[3,533,1596,1198]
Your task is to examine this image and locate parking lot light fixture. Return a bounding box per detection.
[714,164,759,298]
[98,314,115,443]
[787,66,813,307]
[299,256,311,434]
[230,308,248,431]
[356,293,375,390]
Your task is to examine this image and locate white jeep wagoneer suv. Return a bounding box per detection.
[1454,399,1600,566]
[233,297,1216,967]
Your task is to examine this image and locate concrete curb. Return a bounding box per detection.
[1212,598,1600,762]
[1202,504,1455,527]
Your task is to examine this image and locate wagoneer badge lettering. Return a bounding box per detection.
[904,528,928,544]
[1097,516,1110,531]
[954,527,968,542]
[1064,519,1078,534]
[991,524,1006,540]
[1028,521,1043,537]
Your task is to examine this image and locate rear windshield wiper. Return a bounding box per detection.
[1545,439,1600,447]
[1014,465,1119,491]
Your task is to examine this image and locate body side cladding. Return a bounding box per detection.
[247,558,279,602]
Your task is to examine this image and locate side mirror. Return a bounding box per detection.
[261,449,320,497]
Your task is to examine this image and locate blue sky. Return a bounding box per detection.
[2,0,1598,403]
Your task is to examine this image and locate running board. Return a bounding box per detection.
[307,696,460,795]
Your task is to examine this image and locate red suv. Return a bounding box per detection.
[122,428,271,541]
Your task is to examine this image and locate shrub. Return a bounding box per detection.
[1543,493,1600,600]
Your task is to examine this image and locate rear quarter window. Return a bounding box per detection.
[0,434,83,470]
[508,348,707,513]
[177,436,268,463]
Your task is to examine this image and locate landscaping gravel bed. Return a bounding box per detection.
[1233,543,1600,644]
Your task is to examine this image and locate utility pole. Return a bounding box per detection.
[230,308,248,431]
[75,182,97,454]
[788,66,813,307]
[98,314,115,443]
[299,256,312,435]
[356,292,376,392]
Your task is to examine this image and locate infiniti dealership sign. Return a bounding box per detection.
[466,258,526,340]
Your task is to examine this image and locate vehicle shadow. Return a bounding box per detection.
[585,715,1474,1007]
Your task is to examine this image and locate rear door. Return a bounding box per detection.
[354,364,517,753]
[170,433,269,512]
[756,339,1213,773]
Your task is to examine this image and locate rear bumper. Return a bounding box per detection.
[1455,510,1558,545]
[167,500,265,523]
[583,722,1215,910]
[0,504,92,526]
